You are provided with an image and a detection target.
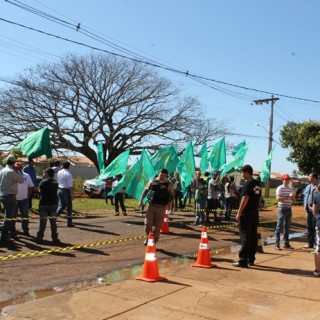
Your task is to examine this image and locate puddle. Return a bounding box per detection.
[0,231,306,313]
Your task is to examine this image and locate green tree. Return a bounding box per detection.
[280,120,320,174]
[0,53,227,170]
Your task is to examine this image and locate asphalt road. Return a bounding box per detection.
[0,204,307,308]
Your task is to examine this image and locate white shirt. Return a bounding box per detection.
[57,169,73,188]
[276,184,293,209]
[16,172,34,201]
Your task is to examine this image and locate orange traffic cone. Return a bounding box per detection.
[192,225,217,268]
[136,232,167,282]
[160,210,172,234]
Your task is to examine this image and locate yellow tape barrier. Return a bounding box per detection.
[0,235,146,262]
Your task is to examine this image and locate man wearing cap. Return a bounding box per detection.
[0,155,24,242]
[23,158,38,210]
[13,162,34,237]
[304,172,318,248]
[274,174,295,250]
[139,168,174,245]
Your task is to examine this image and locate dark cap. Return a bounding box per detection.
[160,168,169,175]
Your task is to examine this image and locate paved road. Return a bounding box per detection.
[0,205,308,314]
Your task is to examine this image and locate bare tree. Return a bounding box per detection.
[0,53,228,169]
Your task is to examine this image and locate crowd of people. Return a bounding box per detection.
[1,155,319,276]
[0,155,74,243]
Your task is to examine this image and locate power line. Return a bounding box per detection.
[0,15,320,104]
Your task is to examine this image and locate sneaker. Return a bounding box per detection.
[114,213,119,216]
[284,244,294,249]
[274,245,281,250]
[313,270,320,276]
[123,212,127,216]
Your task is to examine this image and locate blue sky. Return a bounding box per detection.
[0,0,319,175]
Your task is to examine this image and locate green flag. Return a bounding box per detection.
[176,141,195,196]
[220,140,248,177]
[18,127,52,159]
[208,137,226,172]
[96,143,105,173]
[96,150,129,185]
[260,147,275,183]
[198,140,208,173]
[150,145,179,174]
[108,158,139,196]
[125,149,155,201]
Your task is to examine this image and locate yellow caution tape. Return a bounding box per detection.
[0,235,147,262]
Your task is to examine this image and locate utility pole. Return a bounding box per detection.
[253,95,279,198]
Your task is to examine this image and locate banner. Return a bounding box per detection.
[198,140,209,173]
[96,150,129,185]
[176,141,195,196]
[260,147,275,183]
[18,127,52,159]
[208,137,226,173]
[150,145,179,174]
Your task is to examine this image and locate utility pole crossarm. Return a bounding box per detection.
[253,95,280,198]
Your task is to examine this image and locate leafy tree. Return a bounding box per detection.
[280,120,320,174]
[0,53,227,170]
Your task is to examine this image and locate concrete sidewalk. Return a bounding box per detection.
[1,241,318,320]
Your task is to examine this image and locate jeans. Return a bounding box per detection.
[0,194,17,239]
[195,201,206,223]
[15,198,30,234]
[57,188,73,224]
[38,205,58,240]
[238,212,259,264]
[306,209,316,247]
[275,207,292,246]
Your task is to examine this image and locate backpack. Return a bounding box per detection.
[148,180,171,205]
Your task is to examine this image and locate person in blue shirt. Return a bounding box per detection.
[303,172,318,248]
[23,158,37,209]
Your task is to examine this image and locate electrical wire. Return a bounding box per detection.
[0,13,319,104]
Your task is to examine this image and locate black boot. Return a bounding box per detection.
[52,233,61,243]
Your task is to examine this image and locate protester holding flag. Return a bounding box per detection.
[139,168,174,245]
